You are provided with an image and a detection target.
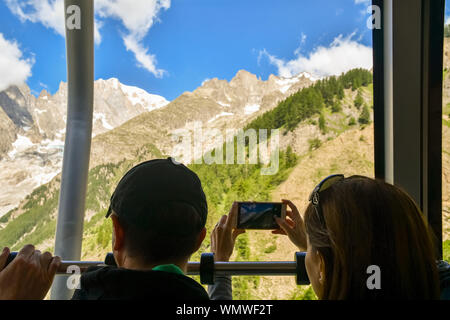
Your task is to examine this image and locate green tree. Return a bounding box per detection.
[308,138,322,151]
[351,77,362,90]
[318,113,327,134]
[285,146,297,167]
[337,83,345,100]
[245,68,372,134]
[358,104,371,125]
[348,117,356,126]
[354,90,364,109]
[331,101,342,113]
[445,24,450,37]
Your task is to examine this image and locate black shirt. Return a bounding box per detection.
[71,266,209,300]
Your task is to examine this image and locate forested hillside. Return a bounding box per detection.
[247,68,372,133]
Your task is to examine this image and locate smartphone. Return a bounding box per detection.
[236,202,286,230]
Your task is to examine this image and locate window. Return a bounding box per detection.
[442,1,450,262]
[0,1,375,300]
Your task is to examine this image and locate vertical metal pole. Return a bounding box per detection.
[392,0,423,206]
[383,0,394,185]
[372,0,386,181]
[377,0,444,259]
[51,0,94,300]
[422,0,444,259]
[372,0,394,184]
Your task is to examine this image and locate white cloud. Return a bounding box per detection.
[260,33,372,79]
[96,0,170,39]
[354,0,370,5]
[294,32,307,56]
[123,34,165,78]
[5,0,65,35]
[96,0,170,78]
[5,0,169,77]
[300,33,307,45]
[94,19,103,45]
[0,33,34,91]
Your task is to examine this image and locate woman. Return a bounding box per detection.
[210,175,442,299]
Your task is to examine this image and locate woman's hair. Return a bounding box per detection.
[304,176,440,299]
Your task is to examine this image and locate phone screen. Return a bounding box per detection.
[237,202,283,229]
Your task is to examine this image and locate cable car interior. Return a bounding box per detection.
[0,0,448,301]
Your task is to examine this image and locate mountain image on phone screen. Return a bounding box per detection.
[237,202,282,229]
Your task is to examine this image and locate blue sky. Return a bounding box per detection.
[1,0,378,101]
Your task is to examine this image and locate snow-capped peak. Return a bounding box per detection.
[274,72,317,94]
[119,83,169,112]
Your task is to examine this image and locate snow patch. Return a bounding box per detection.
[32,171,60,187]
[119,83,169,112]
[244,104,260,115]
[40,137,64,148]
[297,72,318,82]
[12,135,34,149]
[0,205,16,217]
[94,112,113,130]
[100,78,120,90]
[111,78,119,90]
[275,72,317,94]
[8,135,34,159]
[55,128,66,139]
[217,101,230,107]
[34,109,47,115]
[208,112,234,123]
[276,77,299,94]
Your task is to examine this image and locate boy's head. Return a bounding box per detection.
[106,158,208,267]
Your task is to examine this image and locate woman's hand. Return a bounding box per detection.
[272,199,307,251]
[211,202,246,262]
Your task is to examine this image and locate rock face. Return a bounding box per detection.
[0,79,170,159]
[90,70,314,167]
[0,79,169,216]
[196,70,315,118]
[0,107,17,157]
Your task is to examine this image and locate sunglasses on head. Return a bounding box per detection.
[308,174,345,226]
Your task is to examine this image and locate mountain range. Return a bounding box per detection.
[0,79,169,216]
[0,70,314,216]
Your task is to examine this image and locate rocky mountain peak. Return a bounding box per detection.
[230,69,259,85]
[268,74,279,82]
[58,81,67,92]
[201,78,222,88]
[38,90,50,99]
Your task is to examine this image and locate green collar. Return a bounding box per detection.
[152,264,184,275]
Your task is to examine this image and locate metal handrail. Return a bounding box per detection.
[6,252,310,285]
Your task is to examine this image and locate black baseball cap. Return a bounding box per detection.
[106,158,208,233]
